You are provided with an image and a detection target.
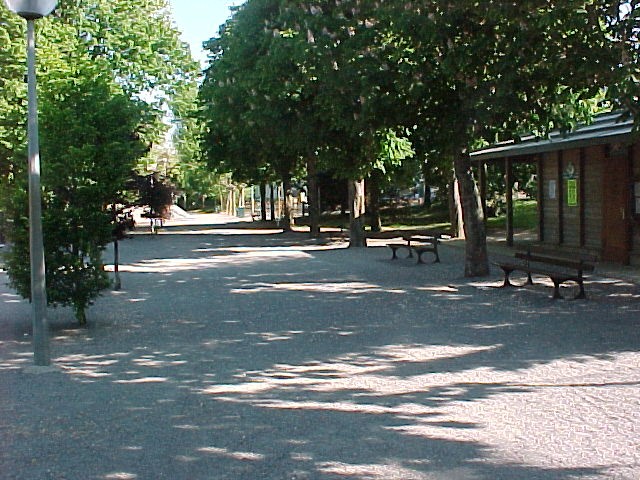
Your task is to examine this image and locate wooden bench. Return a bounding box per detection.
[387,234,440,264]
[495,249,596,299]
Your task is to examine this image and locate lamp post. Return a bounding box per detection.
[4,0,57,366]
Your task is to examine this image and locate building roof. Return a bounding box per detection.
[471,112,636,161]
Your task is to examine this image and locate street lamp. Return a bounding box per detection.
[4,0,57,366]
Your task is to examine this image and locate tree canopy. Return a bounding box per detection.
[199,0,637,270]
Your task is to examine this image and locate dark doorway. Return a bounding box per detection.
[602,155,631,264]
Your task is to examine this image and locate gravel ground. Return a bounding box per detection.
[1,216,639,480]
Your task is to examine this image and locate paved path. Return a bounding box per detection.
[1,216,639,479]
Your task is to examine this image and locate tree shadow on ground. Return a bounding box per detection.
[1,228,639,479]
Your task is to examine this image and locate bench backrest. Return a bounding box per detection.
[524,244,598,262]
[403,234,437,244]
[403,229,444,238]
[515,251,595,272]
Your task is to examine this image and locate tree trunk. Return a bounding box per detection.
[424,185,432,209]
[281,176,292,231]
[450,178,465,239]
[260,182,267,221]
[453,150,489,277]
[367,172,382,232]
[231,189,236,215]
[348,178,367,247]
[420,161,432,209]
[270,183,276,221]
[73,300,87,326]
[307,156,320,238]
[113,238,121,291]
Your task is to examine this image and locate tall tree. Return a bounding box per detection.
[1,0,197,323]
[201,0,305,230]
[0,7,27,243]
[5,74,148,324]
[386,1,618,275]
[199,0,632,270]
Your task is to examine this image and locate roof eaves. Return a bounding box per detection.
[471,113,635,161]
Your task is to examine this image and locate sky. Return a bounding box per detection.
[168,0,245,67]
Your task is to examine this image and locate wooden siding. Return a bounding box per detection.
[474,115,637,265]
[542,151,560,244]
[562,149,581,247]
[541,146,604,251]
[583,146,604,250]
[632,143,640,265]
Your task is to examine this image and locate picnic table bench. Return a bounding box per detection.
[495,248,596,299]
[387,233,441,264]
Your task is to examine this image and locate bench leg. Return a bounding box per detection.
[575,280,587,300]
[551,279,563,299]
[526,271,534,285]
[501,269,514,287]
[390,247,399,260]
[415,250,439,264]
[433,246,440,263]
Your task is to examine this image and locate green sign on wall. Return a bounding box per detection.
[567,179,578,206]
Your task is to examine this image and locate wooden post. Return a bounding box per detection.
[537,156,544,242]
[579,148,586,247]
[557,151,564,245]
[478,159,487,221]
[505,157,514,247]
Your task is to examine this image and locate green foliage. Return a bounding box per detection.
[200,1,627,189]
[197,1,636,265]
[5,74,148,324]
[200,0,301,184]
[1,0,196,324]
[603,2,640,119]
[374,129,415,174]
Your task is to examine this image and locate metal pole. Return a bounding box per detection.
[26,19,50,366]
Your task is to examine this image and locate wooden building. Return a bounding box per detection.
[471,112,640,266]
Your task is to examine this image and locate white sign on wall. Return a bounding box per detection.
[548,180,557,200]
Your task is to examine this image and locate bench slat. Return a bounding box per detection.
[514,252,595,272]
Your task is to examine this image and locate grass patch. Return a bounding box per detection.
[299,204,452,232]
[486,199,538,230]
[378,204,451,232]
[285,199,538,234]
